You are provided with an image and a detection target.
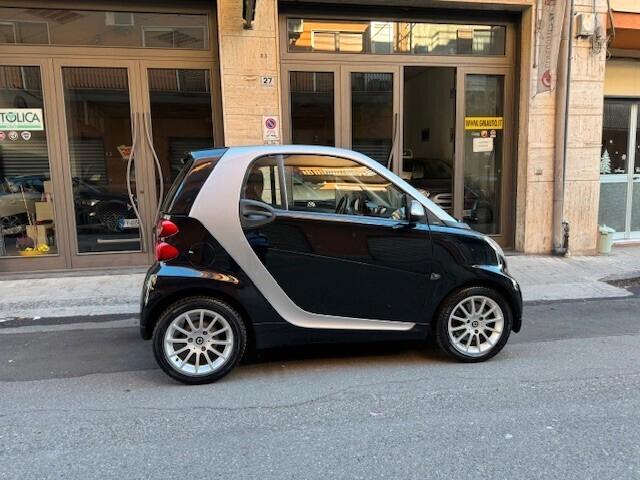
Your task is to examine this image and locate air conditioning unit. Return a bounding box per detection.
[105,12,134,27]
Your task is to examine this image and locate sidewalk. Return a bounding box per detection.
[1,246,639,322]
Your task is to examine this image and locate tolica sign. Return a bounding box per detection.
[0,109,45,131]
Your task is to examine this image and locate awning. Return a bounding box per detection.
[609,11,640,50]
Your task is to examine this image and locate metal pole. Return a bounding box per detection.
[552,0,574,255]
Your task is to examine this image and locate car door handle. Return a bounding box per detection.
[240,199,276,229]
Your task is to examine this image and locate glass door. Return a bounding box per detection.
[284,65,340,146]
[599,100,640,240]
[54,59,153,268]
[140,62,219,211]
[401,66,456,213]
[342,66,400,168]
[456,68,513,246]
[0,59,67,270]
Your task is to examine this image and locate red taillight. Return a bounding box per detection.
[157,219,179,238]
[155,242,179,262]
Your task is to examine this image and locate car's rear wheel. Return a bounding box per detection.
[152,297,246,384]
[434,286,512,362]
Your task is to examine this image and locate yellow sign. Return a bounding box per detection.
[464,117,504,130]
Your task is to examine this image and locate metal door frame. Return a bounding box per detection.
[280,63,343,146]
[340,64,401,172]
[455,66,515,247]
[601,101,640,241]
[138,59,223,261]
[0,56,68,271]
[52,57,153,269]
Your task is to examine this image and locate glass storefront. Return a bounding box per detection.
[0,4,220,271]
[0,65,57,258]
[599,99,640,240]
[281,14,514,245]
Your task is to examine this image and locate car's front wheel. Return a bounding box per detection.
[152,297,247,384]
[434,286,512,362]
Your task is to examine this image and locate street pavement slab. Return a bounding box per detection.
[2,246,640,322]
[0,295,639,479]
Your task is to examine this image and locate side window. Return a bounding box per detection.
[242,156,283,208]
[283,154,406,220]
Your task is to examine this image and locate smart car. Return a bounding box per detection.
[140,145,522,384]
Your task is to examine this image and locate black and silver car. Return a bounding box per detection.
[140,146,522,384]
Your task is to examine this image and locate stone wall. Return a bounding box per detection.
[217,0,281,146]
[518,0,607,254]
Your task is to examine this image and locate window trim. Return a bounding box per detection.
[244,152,416,224]
[274,208,411,227]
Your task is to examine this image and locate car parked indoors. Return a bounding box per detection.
[140,145,522,384]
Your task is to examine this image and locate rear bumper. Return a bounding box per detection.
[139,262,162,340]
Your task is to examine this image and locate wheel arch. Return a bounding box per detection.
[142,287,256,351]
[432,278,522,333]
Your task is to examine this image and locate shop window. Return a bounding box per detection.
[599,100,640,238]
[288,18,506,56]
[0,8,209,50]
[0,66,57,258]
[601,100,631,175]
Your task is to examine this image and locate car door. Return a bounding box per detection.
[240,153,433,324]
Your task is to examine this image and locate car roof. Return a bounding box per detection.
[193,145,375,164]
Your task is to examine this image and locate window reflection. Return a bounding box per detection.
[282,155,405,218]
[62,67,141,254]
[351,73,394,165]
[290,71,335,146]
[288,18,506,56]
[0,66,57,258]
[601,100,631,175]
[0,7,208,49]
[463,74,504,235]
[148,69,214,202]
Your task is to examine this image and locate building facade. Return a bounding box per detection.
[599,0,640,242]
[0,0,610,273]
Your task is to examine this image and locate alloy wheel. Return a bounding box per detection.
[163,309,234,376]
[447,295,504,357]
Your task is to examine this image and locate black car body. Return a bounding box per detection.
[140,146,522,384]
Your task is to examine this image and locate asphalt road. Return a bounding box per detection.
[1,296,640,479]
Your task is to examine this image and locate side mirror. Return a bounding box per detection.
[409,198,426,223]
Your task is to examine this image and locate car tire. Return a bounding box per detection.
[434,286,512,362]
[152,296,247,385]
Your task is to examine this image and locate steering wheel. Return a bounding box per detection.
[335,192,368,215]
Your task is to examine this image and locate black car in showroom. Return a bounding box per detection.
[140,145,522,384]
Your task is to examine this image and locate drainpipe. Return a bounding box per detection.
[552,0,574,256]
